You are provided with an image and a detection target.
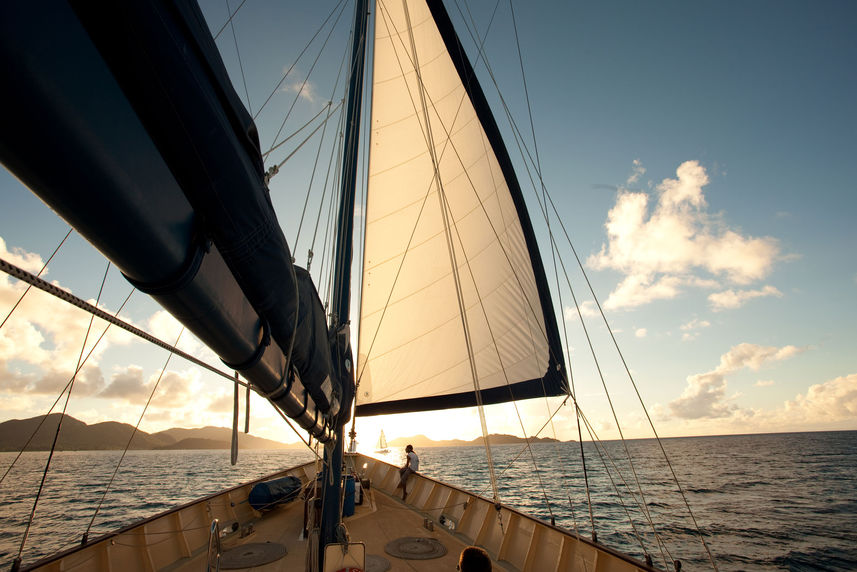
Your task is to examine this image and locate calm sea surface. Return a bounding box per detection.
[1,431,855,570]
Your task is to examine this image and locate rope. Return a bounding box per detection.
[292,101,337,249]
[225,0,252,115]
[0,288,135,487]
[577,409,663,563]
[212,0,247,41]
[264,1,349,159]
[0,228,73,331]
[0,256,249,389]
[82,328,186,544]
[253,0,346,121]
[13,261,111,564]
[451,4,716,567]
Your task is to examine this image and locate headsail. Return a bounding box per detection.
[356,0,566,416]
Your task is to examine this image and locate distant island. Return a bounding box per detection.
[0,414,303,452]
[0,414,568,452]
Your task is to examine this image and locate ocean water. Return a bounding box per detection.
[2,431,856,570]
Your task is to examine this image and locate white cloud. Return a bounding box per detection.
[635,328,647,338]
[587,161,781,310]
[681,318,711,331]
[784,374,857,421]
[708,285,783,311]
[0,236,45,274]
[626,158,646,185]
[281,79,317,104]
[680,318,711,341]
[755,379,774,387]
[669,343,803,419]
[564,301,599,321]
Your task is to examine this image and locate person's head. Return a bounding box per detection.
[405,444,413,453]
[458,546,491,571]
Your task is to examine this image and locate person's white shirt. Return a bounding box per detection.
[407,450,419,471]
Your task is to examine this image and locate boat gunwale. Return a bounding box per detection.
[359,453,660,571]
[21,453,660,572]
[20,455,318,571]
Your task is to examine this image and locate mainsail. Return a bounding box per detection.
[356,0,567,416]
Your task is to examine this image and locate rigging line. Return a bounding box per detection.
[270,102,338,175]
[576,412,654,561]
[14,260,110,564]
[453,8,604,539]
[576,408,672,566]
[0,227,73,332]
[534,180,716,568]
[547,223,667,562]
[505,0,568,453]
[82,328,186,543]
[294,25,350,266]
[309,104,347,270]
[318,114,346,309]
[354,0,483,388]
[473,394,567,494]
[253,0,346,121]
[293,100,336,257]
[212,0,247,40]
[400,0,499,508]
[307,15,354,272]
[551,217,720,570]
[453,6,660,549]
[271,404,324,463]
[264,0,350,159]
[429,141,559,520]
[549,232,597,537]
[262,102,337,160]
[0,288,135,488]
[0,257,250,389]
[350,9,374,444]
[225,0,252,115]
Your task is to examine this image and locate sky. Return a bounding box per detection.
[1,0,856,449]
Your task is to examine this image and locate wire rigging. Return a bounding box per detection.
[82,328,187,543]
[13,261,111,567]
[225,0,252,115]
[0,228,73,332]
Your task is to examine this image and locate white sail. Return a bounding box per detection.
[356,0,565,416]
[375,430,389,452]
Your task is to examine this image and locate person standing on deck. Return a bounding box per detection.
[397,444,418,500]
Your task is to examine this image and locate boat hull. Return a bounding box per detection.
[23,453,656,572]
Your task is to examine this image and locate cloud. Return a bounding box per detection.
[626,158,646,185]
[680,318,711,341]
[0,238,135,375]
[669,343,803,419]
[0,236,45,274]
[708,285,783,311]
[587,161,781,310]
[755,379,774,387]
[635,328,647,338]
[681,318,711,331]
[784,374,857,421]
[564,301,600,321]
[281,77,317,104]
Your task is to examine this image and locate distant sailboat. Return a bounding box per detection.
[375,430,390,453]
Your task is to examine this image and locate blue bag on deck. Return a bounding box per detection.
[248,476,302,511]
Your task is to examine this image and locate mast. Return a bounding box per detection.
[320,0,370,565]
